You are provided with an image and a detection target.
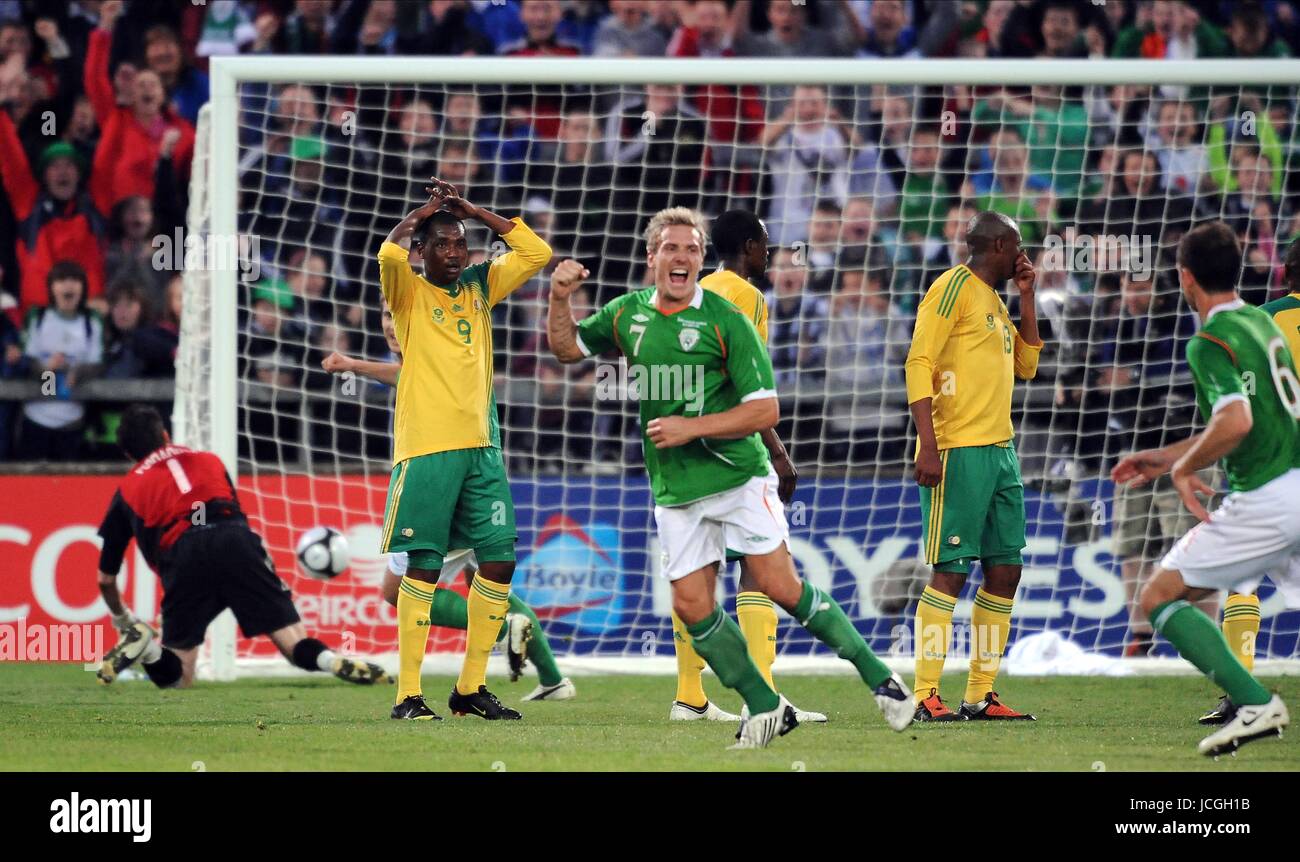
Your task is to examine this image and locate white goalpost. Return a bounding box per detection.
[177,56,1300,679]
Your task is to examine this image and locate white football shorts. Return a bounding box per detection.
[1161,468,1300,608]
[655,473,789,581]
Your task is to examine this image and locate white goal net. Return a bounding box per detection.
[178,57,1300,675]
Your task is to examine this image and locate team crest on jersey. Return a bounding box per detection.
[433,308,445,322]
[679,328,700,351]
[986,313,995,329]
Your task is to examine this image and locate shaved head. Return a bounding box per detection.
[966,211,1020,253]
[964,210,1025,283]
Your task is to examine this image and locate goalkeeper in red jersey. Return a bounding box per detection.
[94,405,391,689]
[321,304,574,702]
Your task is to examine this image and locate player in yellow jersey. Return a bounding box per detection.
[904,211,1042,722]
[1200,239,1300,726]
[378,177,552,721]
[663,208,826,725]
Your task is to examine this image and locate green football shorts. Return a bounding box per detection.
[380,447,516,570]
[919,442,1026,575]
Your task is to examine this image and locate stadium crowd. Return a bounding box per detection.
[1,0,1299,487]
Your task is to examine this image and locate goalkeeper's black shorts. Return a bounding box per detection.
[157,519,300,650]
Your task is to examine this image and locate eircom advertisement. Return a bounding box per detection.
[2,475,1297,661]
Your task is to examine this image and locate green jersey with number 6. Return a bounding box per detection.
[576,285,776,506]
[1186,300,1300,493]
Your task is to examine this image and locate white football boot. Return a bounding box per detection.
[790,703,829,723]
[669,700,741,722]
[97,622,155,685]
[1198,694,1289,758]
[504,613,533,682]
[522,677,576,701]
[729,694,799,750]
[873,672,915,731]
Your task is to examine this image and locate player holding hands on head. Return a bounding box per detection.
[546,208,912,750]
[1112,222,1300,757]
[377,177,551,721]
[320,307,575,702]
[904,211,1043,723]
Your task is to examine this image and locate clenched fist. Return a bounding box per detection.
[551,259,589,300]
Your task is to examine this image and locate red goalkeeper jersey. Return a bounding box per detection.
[97,445,242,574]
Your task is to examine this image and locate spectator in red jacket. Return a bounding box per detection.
[0,110,107,313]
[85,4,195,215]
[498,0,582,138]
[668,0,766,153]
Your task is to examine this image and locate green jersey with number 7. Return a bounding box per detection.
[574,285,776,506]
[1186,300,1300,492]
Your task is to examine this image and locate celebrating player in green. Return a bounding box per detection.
[378,177,551,721]
[546,207,912,749]
[1113,221,1300,757]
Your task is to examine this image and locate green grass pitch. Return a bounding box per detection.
[3,663,1297,771]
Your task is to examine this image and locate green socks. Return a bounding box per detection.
[795,582,892,689]
[429,587,470,629]
[508,593,564,687]
[1151,600,1271,706]
[687,607,780,714]
[427,586,563,685]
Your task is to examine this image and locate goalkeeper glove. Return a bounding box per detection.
[110,609,139,636]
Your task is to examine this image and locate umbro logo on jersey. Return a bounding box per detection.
[746,534,768,543]
[632,313,650,322]
[679,329,700,351]
[452,304,463,313]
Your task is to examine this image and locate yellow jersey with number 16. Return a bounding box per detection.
[904,264,1041,450]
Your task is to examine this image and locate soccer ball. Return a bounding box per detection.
[295,527,350,580]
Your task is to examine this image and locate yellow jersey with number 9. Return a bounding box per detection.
[377,218,551,464]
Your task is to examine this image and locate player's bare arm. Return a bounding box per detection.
[1013,251,1042,348]
[909,398,942,487]
[1166,400,1253,521]
[385,179,449,250]
[434,179,518,237]
[96,569,137,633]
[547,258,590,364]
[646,397,778,449]
[761,427,798,503]
[1111,433,1200,487]
[321,352,400,386]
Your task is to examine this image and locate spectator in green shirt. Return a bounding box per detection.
[972,85,1089,201]
[972,127,1048,247]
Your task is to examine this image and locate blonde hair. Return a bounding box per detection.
[644,207,708,255]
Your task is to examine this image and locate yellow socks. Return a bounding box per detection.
[456,576,511,696]
[396,576,435,704]
[736,592,778,688]
[965,588,1014,705]
[914,586,956,704]
[671,611,708,707]
[1223,593,1261,673]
